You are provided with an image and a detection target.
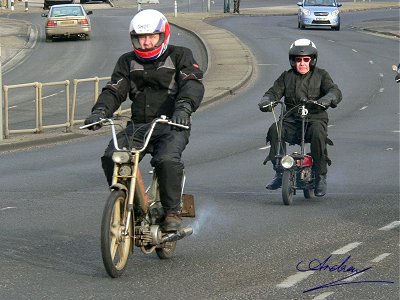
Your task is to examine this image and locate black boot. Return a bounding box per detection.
[315,174,327,197]
[266,172,282,190]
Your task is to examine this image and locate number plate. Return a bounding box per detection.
[316,17,327,21]
[59,20,75,26]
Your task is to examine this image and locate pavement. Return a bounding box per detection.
[0,0,399,150]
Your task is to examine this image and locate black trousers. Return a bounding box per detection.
[101,122,190,214]
[233,0,240,12]
[266,117,329,175]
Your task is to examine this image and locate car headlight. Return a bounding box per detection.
[112,151,131,163]
[302,8,311,16]
[331,9,339,17]
[281,155,295,169]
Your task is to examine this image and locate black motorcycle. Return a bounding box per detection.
[263,98,326,205]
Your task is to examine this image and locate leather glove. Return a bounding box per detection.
[84,109,106,131]
[396,74,400,83]
[258,95,275,112]
[317,92,338,109]
[171,102,192,131]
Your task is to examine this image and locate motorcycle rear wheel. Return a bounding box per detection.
[156,241,177,259]
[303,188,315,199]
[282,170,294,205]
[101,190,132,278]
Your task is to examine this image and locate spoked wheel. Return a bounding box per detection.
[156,240,177,259]
[282,170,295,205]
[101,190,132,278]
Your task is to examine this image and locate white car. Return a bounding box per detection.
[297,0,342,31]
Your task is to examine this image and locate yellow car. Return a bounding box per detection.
[42,4,93,42]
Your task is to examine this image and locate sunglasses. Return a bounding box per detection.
[295,57,311,63]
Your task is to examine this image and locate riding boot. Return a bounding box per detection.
[266,171,283,190]
[315,174,327,197]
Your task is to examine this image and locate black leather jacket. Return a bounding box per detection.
[263,67,342,120]
[92,45,205,124]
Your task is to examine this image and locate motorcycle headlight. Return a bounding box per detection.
[281,155,295,169]
[112,151,131,164]
[331,9,339,17]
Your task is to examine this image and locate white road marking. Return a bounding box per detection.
[379,221,400,231]
[352,49,358,52]
[0,207,17,211]
[312,292,335,300]
[371,253,391,263]
[379,88,384,93]
[331,242,362,254]
[259,145,270,150]
[369,60,374,64]
[360,106,368,110]
[276,271,315,288]
[328,124,334,128]
[392,130,400,133]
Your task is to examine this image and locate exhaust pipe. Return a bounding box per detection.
[161,226,193,243]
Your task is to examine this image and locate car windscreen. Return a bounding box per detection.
[50,6,84,17]
[304,0,336,6]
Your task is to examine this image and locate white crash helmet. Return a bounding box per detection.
[129,9,170,60]
[289,38,318,69]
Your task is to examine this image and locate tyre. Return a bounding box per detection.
[156,241,177,259]
[303,188,315,199]
[333,24,340,31]
[45,35,52,42]
[282,170,294,205]
[101,190,132,278]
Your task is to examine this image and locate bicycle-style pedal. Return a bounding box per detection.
[180,194,195,217]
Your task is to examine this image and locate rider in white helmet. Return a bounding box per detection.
[258,38,342,197]
[84,9,204,231]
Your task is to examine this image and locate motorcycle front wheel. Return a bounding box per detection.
[101,190,132,278]
[282,170,295,205]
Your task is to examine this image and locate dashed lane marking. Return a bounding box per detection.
[379,221,400,231]
[371,253,391,263]
[276,271,315,288]
[0,207,17,211]
[331,242,362,254]
[312,292,335,300]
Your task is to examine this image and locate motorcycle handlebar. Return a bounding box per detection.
[79,115,189,152]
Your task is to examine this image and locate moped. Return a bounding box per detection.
[81,116,195,278]
[263,98,326,205]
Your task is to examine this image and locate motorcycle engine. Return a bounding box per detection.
[301,167,313,182]
[148,201,165,225]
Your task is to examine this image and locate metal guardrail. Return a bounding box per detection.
[2,76,133,138]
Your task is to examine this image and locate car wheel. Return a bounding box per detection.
[85,34,91,41]
[300,23,305,30]
[45,35,53,42]
[333,25,340,31]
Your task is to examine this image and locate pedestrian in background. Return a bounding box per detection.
[233,0,240,13]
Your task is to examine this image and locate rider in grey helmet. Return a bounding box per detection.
[258,39,342,197]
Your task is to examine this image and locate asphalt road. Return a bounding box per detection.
[0,7,399,300]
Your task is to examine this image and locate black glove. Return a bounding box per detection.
[395,73,400,83]
[84,109,106,131]
[171,102,192,131]
[317,92,338,109]
[258,96,275,112]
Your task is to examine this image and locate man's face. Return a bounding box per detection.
[295,56,311,74]
[138,33,160,49]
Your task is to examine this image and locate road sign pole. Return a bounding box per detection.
[0,46,4,141]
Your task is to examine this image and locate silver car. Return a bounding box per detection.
[42,4,93,42]
[297,0,342,31]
